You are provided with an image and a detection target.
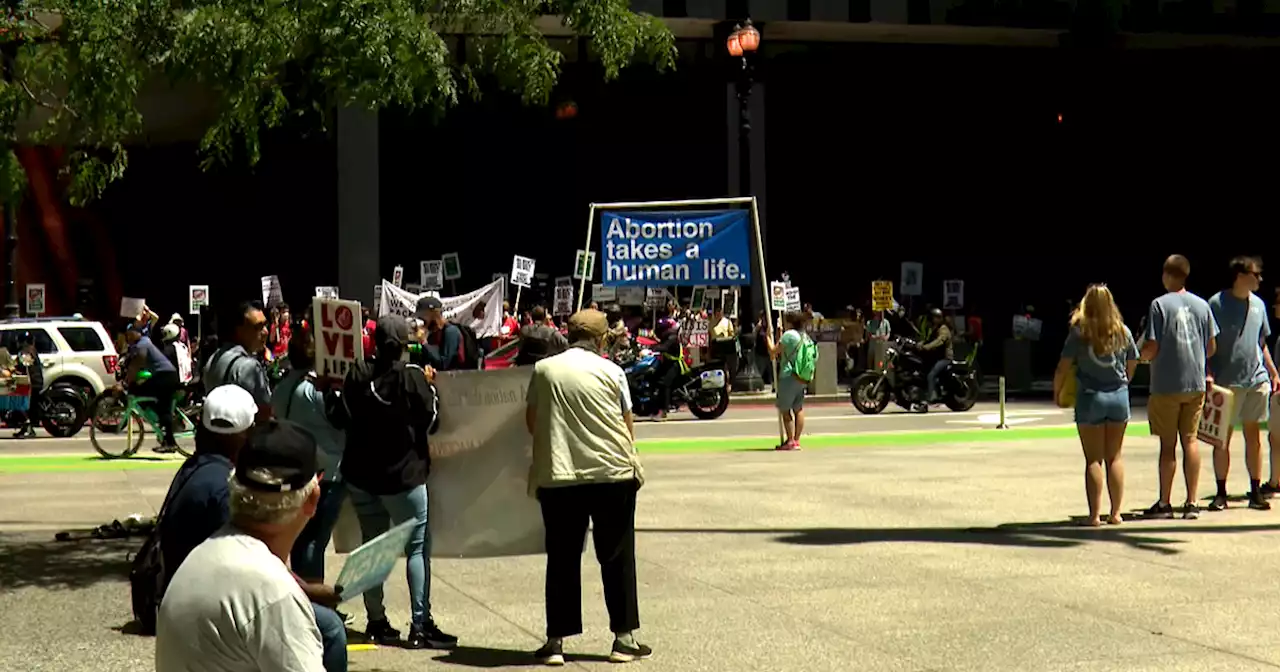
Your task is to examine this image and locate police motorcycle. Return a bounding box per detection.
[623,319,730,420]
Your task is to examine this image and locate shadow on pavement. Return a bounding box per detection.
[0,531,135,591]
[639,521,1280,556]
[431,646,610,667]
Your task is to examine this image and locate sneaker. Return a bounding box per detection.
[153,444,177,454]
[1143,501,1174,520]
[775,440,799,451]
[533,639,565,666]
[1182,502,1200,520]
[1261,482,1280,499]
[1208,494,1229,512]
[365,618,401,644]
[407,621,458,650]
[1248,492,1272,511]
[610,639,653,663]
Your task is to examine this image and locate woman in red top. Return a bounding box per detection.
[269,303,292,358]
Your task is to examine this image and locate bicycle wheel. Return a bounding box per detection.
[90,398,146,459]
[169,410,197,458]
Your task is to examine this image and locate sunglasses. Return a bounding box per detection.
[249,320,269,330]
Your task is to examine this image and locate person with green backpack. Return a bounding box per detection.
[767,311,818,451]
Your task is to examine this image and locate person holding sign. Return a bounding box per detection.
[1140,255,1218,520]
[1206,256,1280,512]
[1052,285,1139,527]
[766,311,817,450]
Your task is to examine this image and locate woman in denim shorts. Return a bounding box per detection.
[1053,285,1140,527]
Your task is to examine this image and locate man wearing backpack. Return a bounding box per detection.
[767,311,817,451]
[416,296,481,370]
[202,300,273,421]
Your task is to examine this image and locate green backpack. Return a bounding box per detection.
[792,333,818,382]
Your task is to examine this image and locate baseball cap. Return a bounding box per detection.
[375,314,410,349]
[415,296,443,318]
[202,384,257,434]
[567,309,609,340]
[234,420,321,493]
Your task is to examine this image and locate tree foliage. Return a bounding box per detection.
[0,1,675,205]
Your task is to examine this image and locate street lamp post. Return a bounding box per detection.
[727,20,764,392]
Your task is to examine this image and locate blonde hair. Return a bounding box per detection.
[1070,284,1126,356]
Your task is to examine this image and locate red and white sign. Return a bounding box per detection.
[314,298,364,380]
[1197,385,1235,448]
[25,284,45,316]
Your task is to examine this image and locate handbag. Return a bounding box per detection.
[1057,365,1078,408]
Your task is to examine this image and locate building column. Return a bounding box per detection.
[337,107,380,306]
[726,81,768,312]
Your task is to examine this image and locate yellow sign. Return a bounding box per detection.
[871,281,894,311]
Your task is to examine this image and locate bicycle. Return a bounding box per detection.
[89,373,198,459]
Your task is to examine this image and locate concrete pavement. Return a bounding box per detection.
[7,427,1280,670]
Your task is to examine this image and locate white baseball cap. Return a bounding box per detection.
[202,385,257,434]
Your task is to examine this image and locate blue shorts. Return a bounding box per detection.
[777,376,806,413]
[1074,387,1130,426]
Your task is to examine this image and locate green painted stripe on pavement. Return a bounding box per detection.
[0,455,183,473]
[633,425,1109,453]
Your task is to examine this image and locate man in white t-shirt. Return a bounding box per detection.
[156,420,327,672]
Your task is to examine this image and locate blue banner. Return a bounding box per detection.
[600,210,751,287]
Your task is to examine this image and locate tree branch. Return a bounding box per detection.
[18,77,76,118]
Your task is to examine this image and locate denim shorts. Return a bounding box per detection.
[1075,387,1130,426]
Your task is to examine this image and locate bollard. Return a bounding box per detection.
[996,376,1008,429]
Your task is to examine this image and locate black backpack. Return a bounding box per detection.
[450,322,482,369]
[128,459,206,635]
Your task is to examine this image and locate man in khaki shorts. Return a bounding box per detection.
[1207,256,1280,512]
[1141,255,1218,520]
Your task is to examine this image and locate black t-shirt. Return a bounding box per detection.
[340,360,438,495]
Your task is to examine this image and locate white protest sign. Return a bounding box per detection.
[943,280,964,310]
[372,284,383,312]
[770,282,787,312]
[392,265,404,288]
[333,367,545,557]
[420,260,444,291]
[120,297,145,319]
[617,286,644,306]
[188,285,209,315]
[900,262,923,296]
[784,287,801,312]
[511,256,536,288]
[573,250,596,280]
[335,518,417,601]
[313,298,364,380]
[25,284,45,316]
[1197,385,1235,448]
[645,287,667,309]
[175,342,193,384]
[492,273,507,286]
[553,285,573,316]
[314,286,339,299]
[685,316,710,347]
[442,252,462,281]
[593,284,617,303]
[379,278,504,338]
[261,275,283,307]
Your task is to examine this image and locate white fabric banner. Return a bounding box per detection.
[378,278,505,338]
[333,367,543,557]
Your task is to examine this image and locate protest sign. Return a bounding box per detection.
[617,286,644,306]
[442,253,462,281]
[685,316,709,347]
[511,256,535,288]
[723,288,739,317]
[421,260,444,291]
[573,250,596,280]
[492,273,507,286]
[900,262,923,296]
[333,367,544,557]
[690,286,707,313]
[335,519,417,602]
[553,285,573,316]
[872,281,894,311]
[379,278,504,337]
[25,284,45,316]
[770,282,787,312]
[392,265,404,288]
[1198,386,1235,448]
[943,280,964,310]
[120,297,145,319]
[785,287,801,312]
[188,285,209,315]
[261,275,283,307]
[314,298,364,379]
[593,284,617,303]
[315,286,339,299]
[600,210,751,286]
[372,284,382,312]
[645,287,667,309]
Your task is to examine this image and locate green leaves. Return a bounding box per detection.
[0,0,674,204]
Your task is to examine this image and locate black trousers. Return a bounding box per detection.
[538,480,640,638]
[136,370,180,444]
[23,388,42,428]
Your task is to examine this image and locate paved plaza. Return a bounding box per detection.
[4,426,1280,671]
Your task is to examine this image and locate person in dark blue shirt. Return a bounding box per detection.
[416,296,463,371]
[125,324,181,450]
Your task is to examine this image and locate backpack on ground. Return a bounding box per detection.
[793,333,819,383]
[450,322,481,369]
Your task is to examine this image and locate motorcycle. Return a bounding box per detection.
[4,384,89,437]
[624,350,730,420]
[849,335,979,414]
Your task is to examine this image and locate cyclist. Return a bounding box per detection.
[124,324,181,452]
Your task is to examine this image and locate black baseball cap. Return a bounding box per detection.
[234,420,321,493]
[415,296,443,318]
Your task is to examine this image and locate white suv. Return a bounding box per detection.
[0,317,119,435]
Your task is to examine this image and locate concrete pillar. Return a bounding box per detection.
[870,0,910,22]
[337,107,380,307]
